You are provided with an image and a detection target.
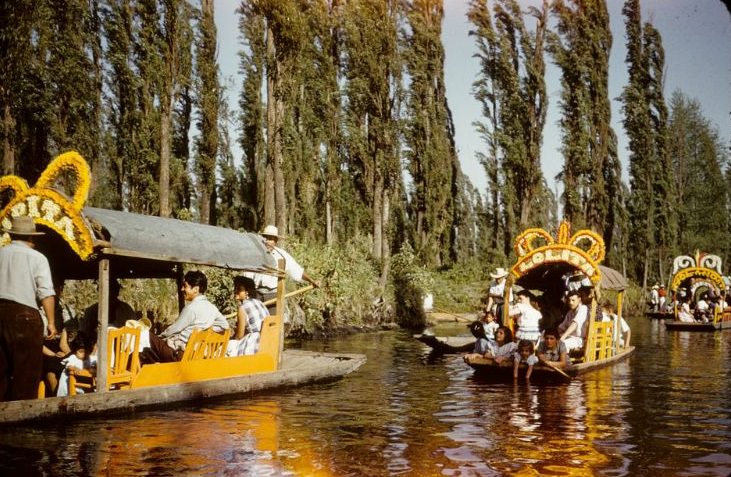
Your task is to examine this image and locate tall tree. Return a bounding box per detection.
[342,0,403,262]
[549,0,621,247]
[621,0,676,284]
[403,0,457,266]
[468,0,549,256]
[194,0,220,224]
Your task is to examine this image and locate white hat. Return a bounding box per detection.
[652,284,659,290]
[261,225,283,239]
[490,267,508,279]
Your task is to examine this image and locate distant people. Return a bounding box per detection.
[648,285,660,312]
[658,285,667,311]
[227,276,270,356]
[466,312,496,357]
[510,289,542,344]
[41,281,77,395]
[513,339,538,381]
[558,290,589,352]
[143,270,229,363]
[486,267,512,323]
[247,225,319,313]
[695,294,710,322]
[0,216,56,401]
[536,328,569,370]
[80,279,136,345]
[677,297,695,323]
[600,301,631,348]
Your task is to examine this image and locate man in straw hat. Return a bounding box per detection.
[0,215,56,401]
[247,225,319,313]
[486,267,512,324]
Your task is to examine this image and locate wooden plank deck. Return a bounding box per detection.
[0,350,366,426]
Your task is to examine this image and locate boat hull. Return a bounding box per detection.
[644,311,673,320]
[664,320,731,331]
[415,334,475,353]
[466,346,634,382]
[0,350,366,425]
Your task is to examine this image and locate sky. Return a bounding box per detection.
[215,0,731,194]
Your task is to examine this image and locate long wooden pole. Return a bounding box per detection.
[432,306,472,323]
[540,359,571,380]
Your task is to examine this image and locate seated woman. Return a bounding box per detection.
[536,328,569,369]
[677,298,695,323]
[464,325,516,363]
[226,276,269,356]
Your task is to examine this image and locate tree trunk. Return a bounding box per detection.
[2,103,14,175]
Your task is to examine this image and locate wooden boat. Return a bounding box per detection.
[414,333,475,353]
[644,310,673,320]
[0,152,366,424]
[466,221,635,379]
[663,251,731,332]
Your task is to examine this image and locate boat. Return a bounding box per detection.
[465,221,634,379]
[664,251,731,331]
[644,310,673,320]
[414,333,476,354]
[0,152,366,425]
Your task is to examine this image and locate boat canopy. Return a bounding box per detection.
[0,152,276,280]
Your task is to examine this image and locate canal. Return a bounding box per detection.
[1,315,730,476]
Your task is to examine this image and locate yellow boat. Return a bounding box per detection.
[0,152,365,424]
[466,221,634,379]
[664,251,731,331]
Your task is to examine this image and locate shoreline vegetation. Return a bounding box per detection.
[62,238,648,340]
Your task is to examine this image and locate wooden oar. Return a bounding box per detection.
[225,285,316,318]
[431,306,473,323]
[541,359,571,380]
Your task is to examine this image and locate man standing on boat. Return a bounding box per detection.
[0,216,56,401]
[249,225,319,313]
[558,290,588,352]
[486,267,512,324]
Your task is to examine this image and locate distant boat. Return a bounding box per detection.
[465,221,634,380]
[663,251,731,332]
[414,333,475,354]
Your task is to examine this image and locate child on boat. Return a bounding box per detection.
[513,339,538,381]
[536,328,569,369]
[56,336,95,397]
[600,301,631,348]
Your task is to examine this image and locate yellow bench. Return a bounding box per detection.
[180,327,231,361]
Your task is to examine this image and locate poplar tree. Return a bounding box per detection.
[621,0,676,283]
[342,0,403,262]
[194,0,220,224]
[403,0,457,266]
[549,0,621,250]
[468,0,549,256]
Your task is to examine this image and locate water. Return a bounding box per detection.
[1,316,730,476]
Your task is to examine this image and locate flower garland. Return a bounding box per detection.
[0,151,95,259]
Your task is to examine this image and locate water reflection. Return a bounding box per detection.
[0,319,730,476]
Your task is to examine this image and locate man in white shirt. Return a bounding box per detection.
[0,216,56,400]
[558,290,589,352]
[486,267,512,323]
[249,225,319,312]
[144,270,229,362]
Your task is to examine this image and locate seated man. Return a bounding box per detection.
[558,290,589,352]
[144,270,229,363]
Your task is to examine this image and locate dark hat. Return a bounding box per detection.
[3,216,44,236]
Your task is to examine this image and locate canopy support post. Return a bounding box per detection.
[96,258,110,392]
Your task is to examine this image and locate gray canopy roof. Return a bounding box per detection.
[42,207,276,280]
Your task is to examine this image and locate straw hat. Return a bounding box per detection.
[3,215,44,236]
[261,225,283,239]
[490,267,508,279]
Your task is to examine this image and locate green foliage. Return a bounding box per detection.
[427,258,489,313]
[390,242,433,330]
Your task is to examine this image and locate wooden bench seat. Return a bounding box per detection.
[180,327,231,361]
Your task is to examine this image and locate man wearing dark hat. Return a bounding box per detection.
[0,215,56,401]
